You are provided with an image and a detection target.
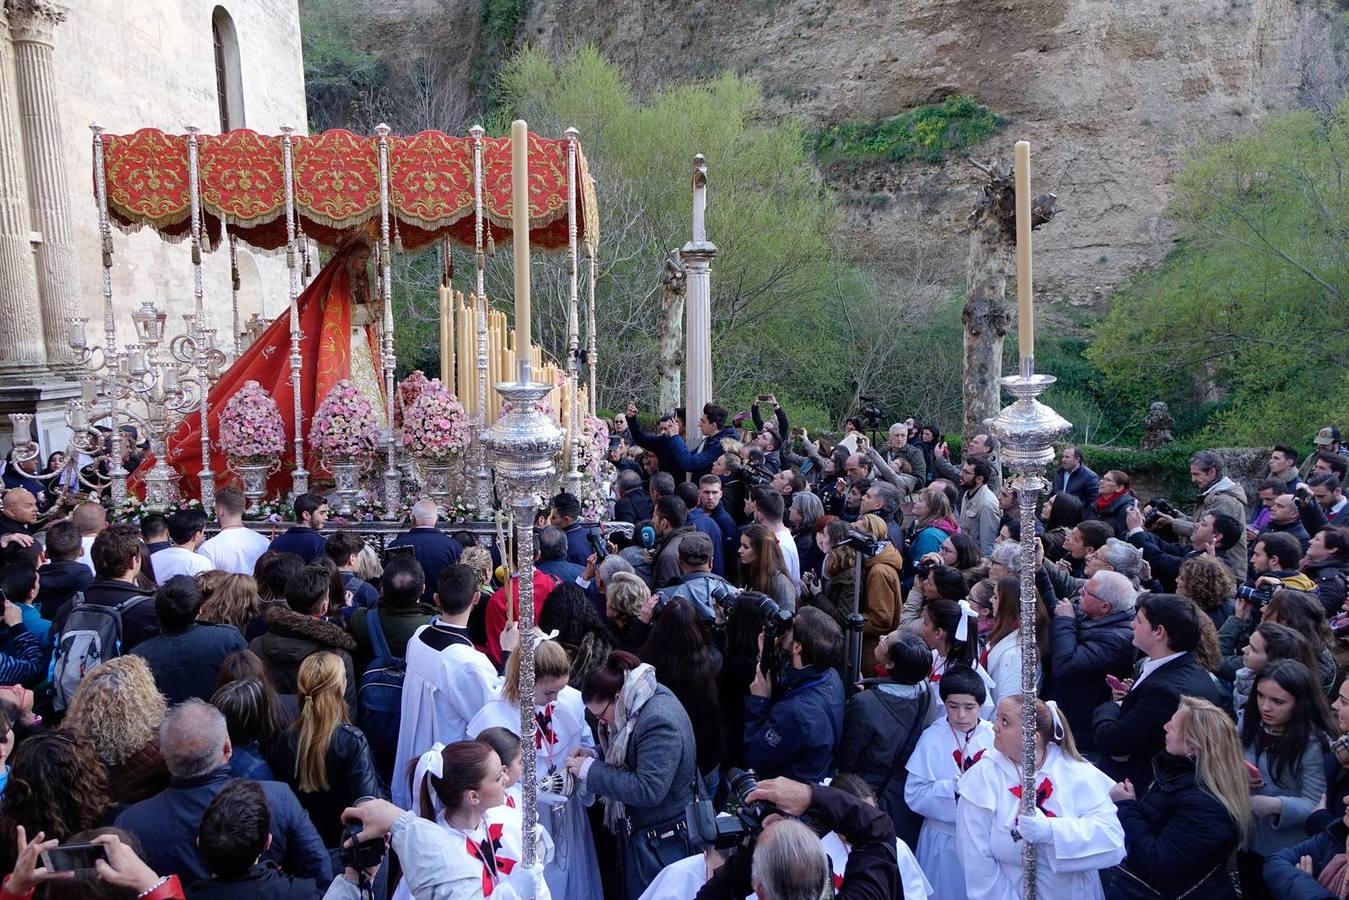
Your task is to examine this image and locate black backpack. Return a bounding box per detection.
[357,610,406,783]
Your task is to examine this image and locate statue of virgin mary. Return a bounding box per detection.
[156,230,392,497]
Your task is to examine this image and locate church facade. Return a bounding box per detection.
[0,0,306,454]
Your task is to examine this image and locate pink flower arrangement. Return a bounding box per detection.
[500,397,558,421]
[310,379,381,460]
[578,414,609,477]
[393,370,434,429]
[401,382,470,460]
[217,380,285,460]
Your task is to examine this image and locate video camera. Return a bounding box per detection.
[856,395,886,432]
[837,528,883,558]
[686,768,777,851]
[742,462,774,488]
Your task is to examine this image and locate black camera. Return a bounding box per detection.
[914,558,936,579]
[587,531,609,562]
[1236,583,1276,606]
[339,820,387,872]
[837,528,883,557]
[742,462,774,488]
[1144,498,1176,527]
[857,396,886,432]
[686,768,777,850]
[709,585,794,637]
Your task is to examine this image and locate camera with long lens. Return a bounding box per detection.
[709,585,793,637]
[1144,497,1177,528]
[1236,583,1276,606]
[686,768,777,850]
[742,462,774,488]
[857,395,886,432]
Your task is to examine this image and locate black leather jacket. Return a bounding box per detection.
[267,723,387,848]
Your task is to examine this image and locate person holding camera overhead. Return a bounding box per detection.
[743,607,845,784]
[562,651,698,900]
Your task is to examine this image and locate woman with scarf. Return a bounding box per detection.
[906,487,961,571]
[1095,470,1140,539]
[956,695,1125,900]
[562,650,698,900]
[467,639,602,899]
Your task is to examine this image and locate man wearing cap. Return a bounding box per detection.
[1303,426,1347,477]
[653,532,732,621]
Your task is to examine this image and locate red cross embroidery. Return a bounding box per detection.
[535,703,557,749]
[1009,778,1057,817]
[465,823,516,895]
[953,747,985,773]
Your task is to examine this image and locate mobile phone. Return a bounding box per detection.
[41,842,109,873]
[790,426,804,437]
[756,394,771,403]
[1105,674,1125,692]
[1244,759,1262,781]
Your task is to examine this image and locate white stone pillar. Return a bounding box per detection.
[682,154,716,430]
[8,0,77,372]
[0,7,46,377]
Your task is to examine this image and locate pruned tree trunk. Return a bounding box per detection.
[961,158,1058,445]
[962,218,1013,443]
[657,252,687,415]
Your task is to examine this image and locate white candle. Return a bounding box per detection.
[161,366,179,394]
[68,318,86,349]
[1014,141,1035,361]
[129,350,147,376]
[511,120,532,372]
[81,378,96,406]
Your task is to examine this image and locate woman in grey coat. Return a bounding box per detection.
[563,650,699,900]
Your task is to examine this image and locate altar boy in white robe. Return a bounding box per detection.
[905,664,994,900]
[956,695,1125,900]
[468,639,603,900]
[394,564,505,808]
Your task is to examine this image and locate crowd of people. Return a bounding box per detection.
[0,405,1346,899]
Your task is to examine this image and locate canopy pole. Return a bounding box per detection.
[471,124,492,518]
[375,124,400,520]
[280,126,308,496]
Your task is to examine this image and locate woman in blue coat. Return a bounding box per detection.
[1103,696,1250,899]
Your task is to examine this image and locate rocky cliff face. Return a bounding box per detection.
[357,0,1349,314]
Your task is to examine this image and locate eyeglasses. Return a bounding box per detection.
[590,700,614,720]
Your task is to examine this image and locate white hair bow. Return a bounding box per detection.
[954,598,977,643]
[412,742,447,815]
[1045,699,1066,742]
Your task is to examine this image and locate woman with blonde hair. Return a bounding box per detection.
[1178,555,1236,628]
[63,655,169,806]
[737,523,797,611]
[605,571,654,652]
[265,651,384,853]
[905,486,959,567]
[957,695,1125,899]
[1104,696,1248,899]
[197,572,261,632]
[467,639,601,898]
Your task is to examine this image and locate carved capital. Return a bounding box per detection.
[4,0,68,46]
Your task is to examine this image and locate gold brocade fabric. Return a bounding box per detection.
[349,325,388,427]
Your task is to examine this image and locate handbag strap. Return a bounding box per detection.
[367,607,393,660]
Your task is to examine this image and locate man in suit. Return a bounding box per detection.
[386,499,464,605]
[612,468,653,525]
[549,492,599,567]
[1091,593,1225,792]
[1053,446,1101,512]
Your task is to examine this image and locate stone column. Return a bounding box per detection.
[9,0,76,372]
[0,6,46,377]
[682,154,717,430]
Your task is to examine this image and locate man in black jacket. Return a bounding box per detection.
[612,468,653,525]
[385,499,463,605]
[134,575,246,704]
[267,493,329,563]
[696,778,902,899]
[247,565,358,716]
[1124,507,1241,592]
[188,779,323,899]
[1092,593,1225,792]
[54,523,159,651]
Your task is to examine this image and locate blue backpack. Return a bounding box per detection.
[357,610,408,783]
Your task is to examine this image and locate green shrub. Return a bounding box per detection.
[810,96,1004,168]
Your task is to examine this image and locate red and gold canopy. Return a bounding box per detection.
[98,128,598,253]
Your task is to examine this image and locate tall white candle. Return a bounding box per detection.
[1014,141,1035,361]
[511,120,532,373]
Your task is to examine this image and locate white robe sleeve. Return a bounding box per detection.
[388,813,488,900]
[904,728,958,823]
[1041,765,1126,874]
[956,768,1018,900]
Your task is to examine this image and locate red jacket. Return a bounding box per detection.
[2,874,183,900]
[484,571,559,665]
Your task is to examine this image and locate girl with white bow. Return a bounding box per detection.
[467,638,603,899]
[956,695,1125,900]
[393,739,550,900]
[916,597,995,723]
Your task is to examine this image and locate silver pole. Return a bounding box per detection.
[280,126,308,496]
[186,126,215,513]
[375,124,399,520]
[90,123,127,511]
[471,124,492,518]
[563,128,582,494]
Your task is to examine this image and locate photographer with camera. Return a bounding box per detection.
[668,403,738,481]
[655,533,733,623]
[188,780,325,898]
[744,606,845,783]
[1149,450,1250,581]
[693,777,903,900]
[1125,506,1242,593]
[327,742,547,900]
[1299,472,1349,531]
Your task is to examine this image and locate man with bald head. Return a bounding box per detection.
[0,488,38,538]
[386,498,462,605]
[72,501,108,575]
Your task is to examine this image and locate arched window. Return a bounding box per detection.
[212,6,245,132]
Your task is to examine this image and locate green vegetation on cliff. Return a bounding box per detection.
[810,95,1004,168]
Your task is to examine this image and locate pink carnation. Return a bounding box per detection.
[218,380,285,459]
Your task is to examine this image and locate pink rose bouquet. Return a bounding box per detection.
[310,379,381,459]
[402,381,470,461]
[393,370,434,429]
[218,380,286,460]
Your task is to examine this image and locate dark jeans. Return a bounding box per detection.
[1236,849,1271,900]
